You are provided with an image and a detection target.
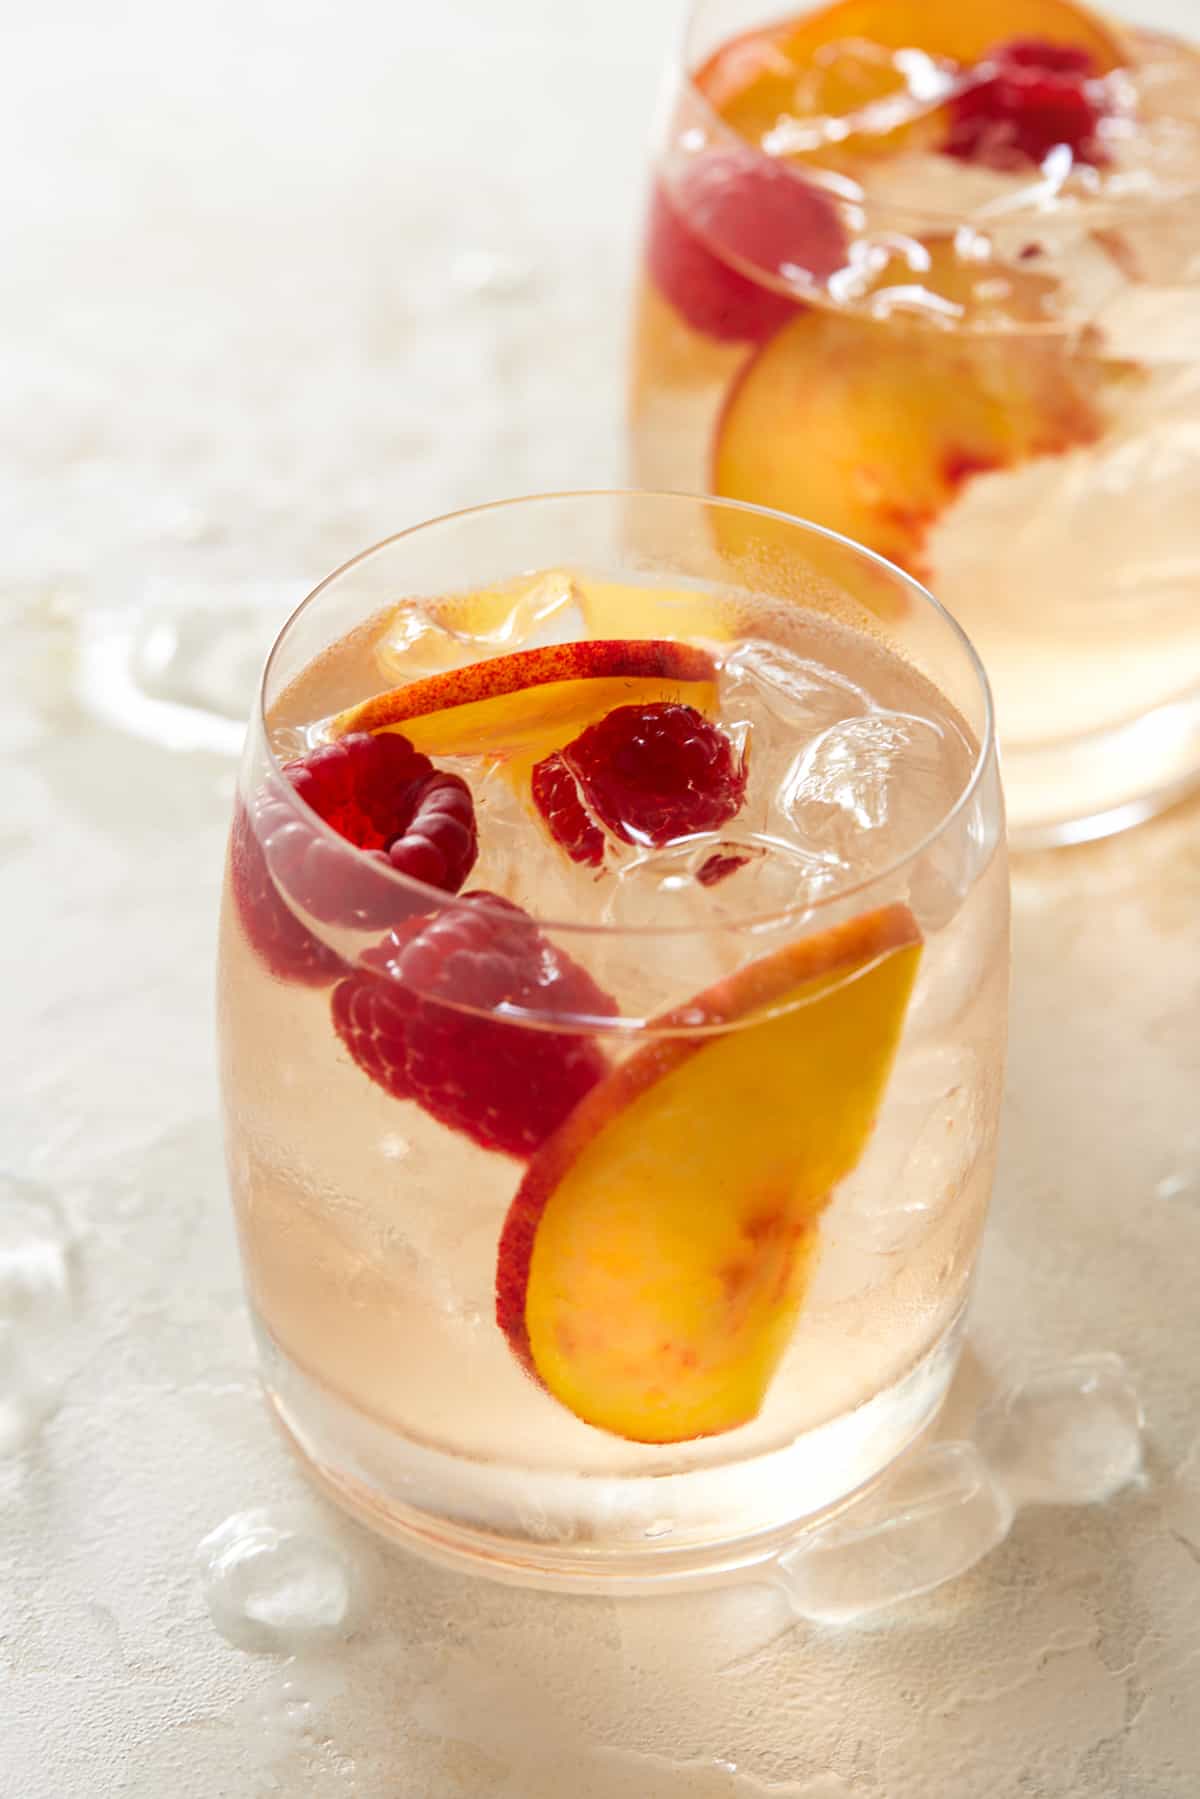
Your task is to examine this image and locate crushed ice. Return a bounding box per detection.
[776,1353,1144,1623]
[978,1353,1144,1507]
[196,1508,355,1653]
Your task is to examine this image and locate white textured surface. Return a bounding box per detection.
[4,1,1200,1793]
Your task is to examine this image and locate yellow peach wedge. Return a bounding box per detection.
[496,904,922,1444]
[711,270,1119,582]
[331,639,718,763]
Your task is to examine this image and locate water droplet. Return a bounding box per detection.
[776,1441,1013,1623]
[1156,1170,1198,1204]
[196,1509,354,1653]
[978,1353,1144,1505]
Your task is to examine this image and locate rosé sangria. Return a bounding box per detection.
[217,492,1008,1588]
[631,0,1200,843]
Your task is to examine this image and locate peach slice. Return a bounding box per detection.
[700,0,1128,164]
[330,640,718,762]
[496,903,922,1444]
[711,281,1116,581]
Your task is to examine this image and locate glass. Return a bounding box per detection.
[216,490,1008,1591]
[630,0,1200,846]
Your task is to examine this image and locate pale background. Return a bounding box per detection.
[4,1,1200,1794]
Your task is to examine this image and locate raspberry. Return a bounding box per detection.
[945,38,1110,171]
[231,731,478,982]
[280,733,477,926]
[229,801,345,987]
[534,703,748,860]
[332,894,618,1157]
[646,152,847,344]
[530,755,605,869]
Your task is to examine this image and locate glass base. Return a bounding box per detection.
[254,1307,968,1594]
[1002,680,1200,850]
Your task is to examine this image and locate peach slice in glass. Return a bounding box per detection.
[496,903,922,1445]
[331,640,719,764]
[711,256,1124,581]
[699,0,1128,166]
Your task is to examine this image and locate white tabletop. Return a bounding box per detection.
[4,2,1200,1793]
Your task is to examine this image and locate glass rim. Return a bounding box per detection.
[255,488,997,951]
[668,1,1200,230]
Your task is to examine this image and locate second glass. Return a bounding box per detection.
[631,0,1200,845]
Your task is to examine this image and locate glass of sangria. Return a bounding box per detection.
[631,0,1200,845]
[217,490,1008,1589]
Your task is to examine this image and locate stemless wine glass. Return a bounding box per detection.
[217,490,1008,1591]
[630,0,1200,845]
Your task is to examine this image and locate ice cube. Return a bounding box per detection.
[376,570,582,679]
[838,1048,982,1252]
[781,711,962,863]
[721,640,870,734]
[196,1509,354,1654]
[0,1334,65,1456]
[603,833,843,931]
[0,1174,75,1456]
[978,1354,1144,1506]
[776,1442,1014,1623]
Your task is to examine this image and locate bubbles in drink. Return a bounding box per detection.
[979,1354,1144,1506]
[196,1508,355,1653]
[776,1441,1014,1624]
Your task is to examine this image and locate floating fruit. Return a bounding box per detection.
[712,274,1112,580]
[333,893,618,1158]
[496,903,921,1442]
[533,701,748,867]
[332,639,718,763]
[698,0,1127,166]
[645,153,848,340]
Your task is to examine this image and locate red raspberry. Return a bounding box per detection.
[645,151,847,343]
[229,801,346,987]
[530,755,605,869]
[332,894,618,1157]
[535,703,748,860]
[945,38,1110,171]
[231,732,478,983]
[279,733,477,926]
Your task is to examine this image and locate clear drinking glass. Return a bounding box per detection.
[630,0,1200,846]
[216,490,1008,1590]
